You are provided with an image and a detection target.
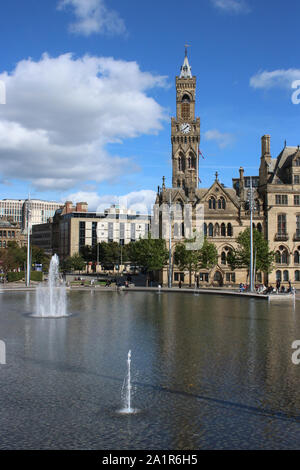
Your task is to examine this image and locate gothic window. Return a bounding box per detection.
[178,154,185,172]
[277,214,287,235]
[177,180,181,188]
[276,246,289,264]
[209,197,216,210]
[294,175,300,184]
[188,153,196,169]
[208,223,213,237]
[182,94,191,103]
[294,251,300,264]
[276,270,282,281]
[221,223,226,237]
[218,197,226,210]
[221,252,226,265]
[295,158,300,167]
[295,270,300,281]
[227,223,233,237]
[283,270,289,281]
[214,223,220,237]
[257,223,262,233]
[204,223,207,237]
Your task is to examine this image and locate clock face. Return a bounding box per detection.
[180,123,191,134]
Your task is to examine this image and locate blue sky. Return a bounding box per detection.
[0,0,300,211]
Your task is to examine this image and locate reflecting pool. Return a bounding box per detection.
[0,290,299,449]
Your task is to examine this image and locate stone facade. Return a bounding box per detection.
[258,138,300,285]
[0,218,27,248]
[156,53,300,288]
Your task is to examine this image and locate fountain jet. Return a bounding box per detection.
[120,350,135,414]
[34,254,68,318]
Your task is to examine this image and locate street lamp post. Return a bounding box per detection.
[26,198,31,287]
[247,177,255,292]
[168,193,173,288]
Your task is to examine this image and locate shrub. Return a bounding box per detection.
[7,271,43,282]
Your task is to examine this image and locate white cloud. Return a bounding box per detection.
[0,53,167,191]
[250,69,300,89]
[210,0,250,14]
[67,189,157,214]
[57,0,126,36]
[204,129,235,148]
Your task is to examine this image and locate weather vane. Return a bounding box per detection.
[184,43,191,57]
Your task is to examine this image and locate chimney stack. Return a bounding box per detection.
[261,135,271,157]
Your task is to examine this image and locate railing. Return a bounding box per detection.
[293,231,300,241]
[275,233,289,241]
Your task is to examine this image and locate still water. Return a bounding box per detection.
[0,290,299,449]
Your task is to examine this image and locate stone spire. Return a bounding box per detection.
[180,46,192,78]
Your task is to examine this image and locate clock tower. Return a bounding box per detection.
[171,49,200,194]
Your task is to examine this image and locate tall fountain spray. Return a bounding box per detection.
[34,254,68,318]
[121,350,135,414]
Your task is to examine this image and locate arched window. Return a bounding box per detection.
[209,197,216,210]
[218,197,226,210]
[257,223,262,233]
[276,251,281,264]
[177,180,181,188]
[178,153,185,171]
[204,223,207,237]
[283,270,289,281]
[276,270,282,281]
[189,153,196,169]
[208,223,214,237]
[282,249,288,264]
[221,252,226,265]
[277,214,287,235]
[295,270,300,281]
[294,251,300,264]
[182,94,190,103]
[221,223,226,237]
[214,223,220,237]
[227,223,233,237]
[276,246,289,264]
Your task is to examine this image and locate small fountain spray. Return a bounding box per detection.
[33,254,68,318]
[120,350,136,414]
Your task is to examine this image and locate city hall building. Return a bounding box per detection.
[156,51,300,288]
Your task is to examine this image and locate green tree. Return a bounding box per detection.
[80,245,93,263]
[69,253,86,272]
[227,228,275,279]
[174,237,218,287]
[127,236,169,273]
[99,242,121,268]
[198,238,218,270]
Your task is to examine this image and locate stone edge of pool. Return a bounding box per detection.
[0,285,298,301]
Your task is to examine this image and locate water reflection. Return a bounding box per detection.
[0,291,299,449]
